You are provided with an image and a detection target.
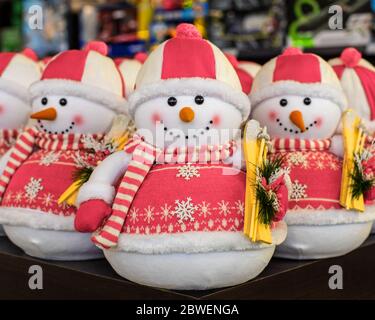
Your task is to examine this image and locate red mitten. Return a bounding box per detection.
[75,199,112,232]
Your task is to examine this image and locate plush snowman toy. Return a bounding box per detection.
[0,48,41,236]
[329,48,375,234]
[251,48,375,259]
[75,24,287,290]
[0,41,127,260]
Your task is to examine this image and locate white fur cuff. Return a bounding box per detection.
[76,182,116,206]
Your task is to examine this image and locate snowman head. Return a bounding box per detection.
[129,24,250,148]
[250,48,346,139]
[29,42,127,135]
[329,48,375,134]
[0,48,41,129]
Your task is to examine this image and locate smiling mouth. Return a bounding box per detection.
[276,118,317,134]
[163,120,213,140]
[37,120,75,134]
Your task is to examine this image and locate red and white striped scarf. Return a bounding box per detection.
[270,138,331,153]
[0,129,20,156]
[92,135,237,249]
[0,126,104,201]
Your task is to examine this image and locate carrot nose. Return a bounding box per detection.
[289,110,306,132]
[179,107,195,123]
[30,107,57,121]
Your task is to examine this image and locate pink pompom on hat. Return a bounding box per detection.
[225,53,261,95]
[329,47,375,124]
[115,53,147,97]
[29,41,126,113]
[250,47,346,110]
[0,48,41,103]
[128,23,250,120]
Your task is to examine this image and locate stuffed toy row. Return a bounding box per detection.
[0,22,373,291]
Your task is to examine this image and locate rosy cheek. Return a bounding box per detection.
[268,110,278,121]
[315,117,323,128]
[212,115,221,126]
[152,113,162,124]
[0,105,4,114]
[73,115,84,126]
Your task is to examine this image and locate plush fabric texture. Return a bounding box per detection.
[130,23,249,118]
[30,42,125,113]
[91,135,238,249]
[0,50,41,103]
[128,78,251,120]
[270,138,343,210]
[76,182,116,207]
[0,129,20,157]
[113,222,287,254]
[75,199,112,232]
[329,48,375,121]
[0,127,106,230]
[115,58,143,97]
[251,48,346,110]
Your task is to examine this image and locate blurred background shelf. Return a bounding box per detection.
[0,235,374,299]
[1,0,375,63]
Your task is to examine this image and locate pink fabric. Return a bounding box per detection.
[120,162,246,235]
[75,199,112,232]
[236,67,253,94]
[42,50,88,81]
[354,66,375,120]
[0,53,15,76]
[271,138,342,210]
[0,129,19,157]
[332,65,345,80]
[274,54,321,83]
[161,38,216,80]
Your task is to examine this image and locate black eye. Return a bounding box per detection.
[167,97,177,107]
[280,99,288,107]
[304,97,311,105]
[59,98,67,106]
[41,97,48,105]
[195,95,204,105]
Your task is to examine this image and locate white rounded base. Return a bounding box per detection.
[275,222,372,260]
[3,225,103,261]
[104,247,275,290]
[0,225,5,236]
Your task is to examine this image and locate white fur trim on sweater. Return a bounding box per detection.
[113,221,287,254]
[0,207,75,231]
[0,78,30,103]
[250,81,347,110]
[128,78,251,120]
[76,182,116,206]
[30,79,128,114]
[285,208,375,226]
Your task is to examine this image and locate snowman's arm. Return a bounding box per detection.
[76,151,131,206]
[329,134,344,158]
[0,148,13,177]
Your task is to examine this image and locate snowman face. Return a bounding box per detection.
[134,95,243,147]
[0,91,30,129]
[31,95,116,134]
[251,95,341,139]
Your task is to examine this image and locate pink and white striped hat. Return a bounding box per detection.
[250,47,346,110]
[115,52,147,97]
[30,41,126,113]
[128,23,250,120]
[224,53,261,95]
[0,48,41,103]
[329,48,375,128]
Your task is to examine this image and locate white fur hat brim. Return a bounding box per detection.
[0,78,30,103]
[30,79,128,114]
[250,81,347,110]
[128,78,251,120]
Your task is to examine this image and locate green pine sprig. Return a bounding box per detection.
[350,155,374,200]
[72,166,94,187]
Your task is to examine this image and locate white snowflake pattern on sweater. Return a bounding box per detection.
[24,177,43,201]
[290,180,308,200]
[173,197,198,222]
[40,152,61,166]
[176,163,200,180]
